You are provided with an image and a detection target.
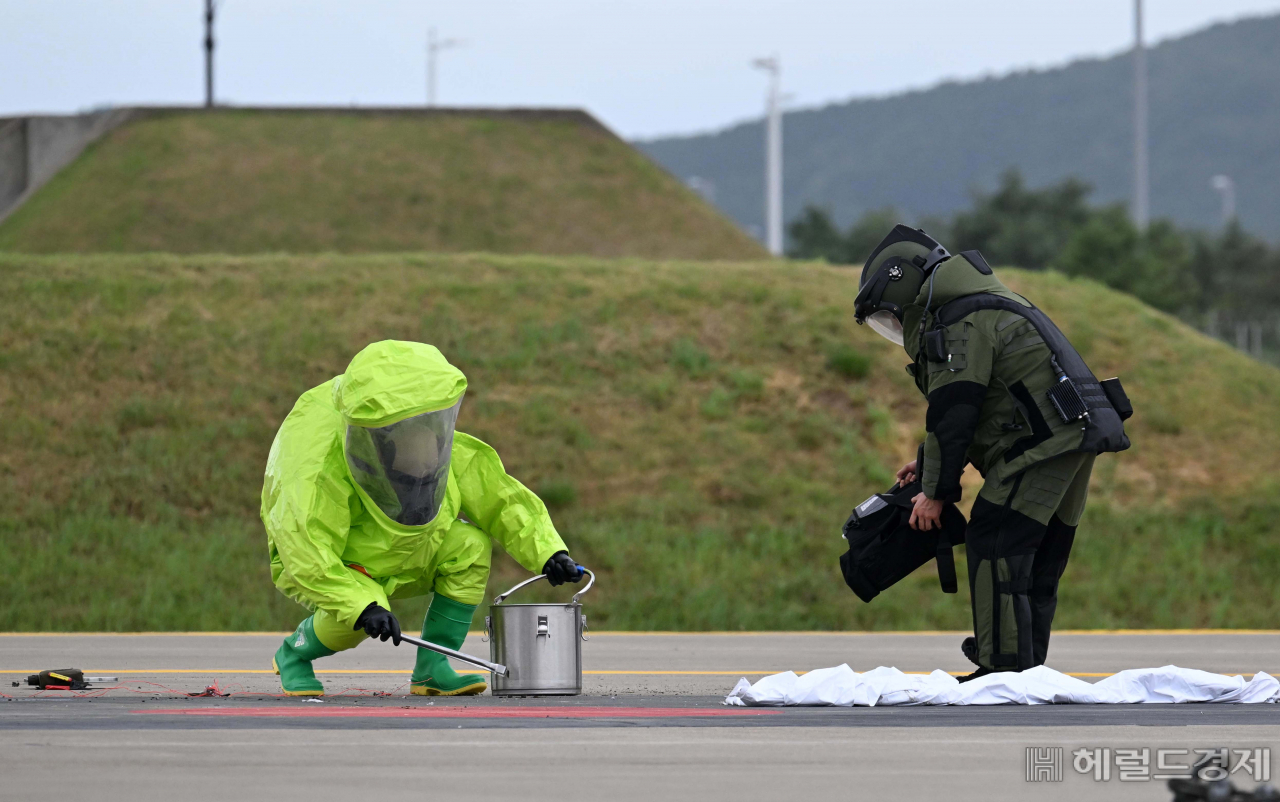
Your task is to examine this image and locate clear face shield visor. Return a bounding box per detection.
[866,310,905,346]
[345,398,462,526]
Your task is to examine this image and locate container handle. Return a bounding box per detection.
[493,567,595,606]
[570,568,596,605]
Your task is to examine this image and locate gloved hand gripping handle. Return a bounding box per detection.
[493,567,596,606]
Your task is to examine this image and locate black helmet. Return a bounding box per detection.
[853,225,950,345]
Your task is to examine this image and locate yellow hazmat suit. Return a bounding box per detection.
[261,340,567,695]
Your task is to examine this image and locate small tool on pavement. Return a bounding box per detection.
[19,669,118,690]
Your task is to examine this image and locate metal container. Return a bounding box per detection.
[485,569,594,696]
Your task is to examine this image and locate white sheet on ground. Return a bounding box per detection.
[723,665,1280,706]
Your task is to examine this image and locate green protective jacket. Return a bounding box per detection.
[902,255,1092,503]
[261,341,567,628]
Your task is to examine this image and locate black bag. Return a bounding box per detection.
[838,481,967,603]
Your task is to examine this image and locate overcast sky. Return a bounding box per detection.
[5,1,1280,139]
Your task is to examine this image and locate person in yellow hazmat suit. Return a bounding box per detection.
[261,340,583,697]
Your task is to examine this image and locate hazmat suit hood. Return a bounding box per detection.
[335,341,468,527]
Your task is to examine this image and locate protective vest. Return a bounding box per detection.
[930,291,1132,458]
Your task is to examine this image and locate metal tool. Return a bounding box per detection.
[486,567,595,696]
[397,633,508,677]
[19,668,118,690]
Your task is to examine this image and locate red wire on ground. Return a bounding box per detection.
[13,676,425,700]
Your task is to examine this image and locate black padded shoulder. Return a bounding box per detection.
[959,250,993,275]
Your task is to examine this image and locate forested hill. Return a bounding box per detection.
[637,13,1280,239]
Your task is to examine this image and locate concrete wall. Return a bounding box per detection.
[0,119,30,212]
[0,109,135,223]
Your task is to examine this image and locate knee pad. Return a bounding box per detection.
[966,497,1051,671]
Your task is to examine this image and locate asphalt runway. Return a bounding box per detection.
[3,632,1278,801]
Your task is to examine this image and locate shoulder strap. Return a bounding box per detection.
[935,292,1028,328]
[935,293,1089,387]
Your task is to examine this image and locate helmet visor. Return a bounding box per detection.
[866,310,904,346]
[345,399,461,526]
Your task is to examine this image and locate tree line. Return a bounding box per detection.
[788,170,1280,328]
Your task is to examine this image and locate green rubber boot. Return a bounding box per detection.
[273,616,336,697]
[411,594,487,696]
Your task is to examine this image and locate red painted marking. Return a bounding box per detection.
[135,705,779,719]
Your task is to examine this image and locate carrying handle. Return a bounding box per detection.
[493,566,595,606]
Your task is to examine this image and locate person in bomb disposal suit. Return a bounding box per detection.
[853,226,1132,681]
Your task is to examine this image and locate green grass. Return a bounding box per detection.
[0,110,764,261]
[825,343,872,379]
[1,253,1278,631]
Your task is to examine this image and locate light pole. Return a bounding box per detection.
[752,55,782,256]
[1132,0,1149,230]
[204,0,217,107]
[1210,175,1236,225]
[427,28,462,107]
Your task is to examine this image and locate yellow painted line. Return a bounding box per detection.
[2,629,1278,637]
[587,670,784,676]
[586,670,1268,679]
[588,629,1280,636]
[1052,629,1280,636]
[576,631,978,636]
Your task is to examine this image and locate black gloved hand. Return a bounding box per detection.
[354,603,402,645]
[543,551,583,586]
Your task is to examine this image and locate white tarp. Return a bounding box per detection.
[724,665,1280,706]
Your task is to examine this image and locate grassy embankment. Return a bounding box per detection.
[1,254,1277,631]
[0,110,763,260]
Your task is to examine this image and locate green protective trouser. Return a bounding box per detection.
[966,452,1095,672]
[311,519,492,652]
